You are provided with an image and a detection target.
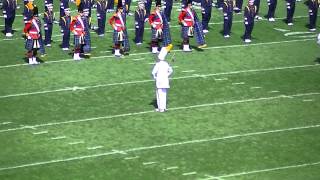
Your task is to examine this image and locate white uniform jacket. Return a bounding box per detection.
[152,61,173,89]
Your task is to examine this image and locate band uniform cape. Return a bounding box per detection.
[150,10,172,47]
[180,7,206,46]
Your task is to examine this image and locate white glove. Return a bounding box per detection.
[183,22,187,26]
[3,15,7,18]
[245,21,248,25]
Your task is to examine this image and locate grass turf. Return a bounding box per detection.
[0,0,320,179]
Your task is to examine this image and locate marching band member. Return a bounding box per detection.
[23,6,41,65]
[2,0,17,37]
[82,8,92,56]
[308,0,319,31]
[201,0,213,33]
[223,0,234,38]
[243,0,256,43]
[134,1,146,45]
[60,0,69,19]
[43,3,55,47]
[178,0,206,52]
[286,0,296,26]
[267,0,277,22]
[70,3,86,60]
[60,8,71,50]
[96,0,107,36]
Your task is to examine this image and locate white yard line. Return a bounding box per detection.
[205,161,320,179]
[182,171,197,176]
[50,136,66,140]
[0,63,319,100]
[87,146,104,150]
[124,156,139,160]
[232,82,245,85]
[132,58,145,61]
[250,86,262,89]
[269,90,280,93]
[302,99,314,102]
[0,38,314,69]
[181,70,196,73]
[163,166,179,171]
[32,131,48,135]
[0,124,320,171]
[68,141,85,145]
[142,161,157,165]
[0,92,319,134]
[0,122,12,125]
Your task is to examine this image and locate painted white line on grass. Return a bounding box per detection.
[250,86,262,89]
[0,38,314,69]
[147,62,155,65]
[0,92,320,134]
[273,28,290,32]
[302,99,314,102]
[181,70,196,73]
[214,78,228,81]
[124,156,139,160]
[172,66,179,68]
[68,141,85,145]
[132,58,145,61]
[87,146,104,150]
[208,161,320,179]
[50,136,66,140]
[1,63,319,100]
[182,172,197,176]
[32,131,48,135]
[112,149,127,155]
[232,82,245,85]
[143,162,157,165]
[269,90,280,93]
[163,166,179,171]
[0,124,320,171]
[0,122,12,125]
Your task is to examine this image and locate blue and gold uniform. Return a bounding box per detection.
[43,4,55,46]
[309,0,319,31]
[223,0,234,37]
[201,0,212,33]
[286,0,296,25]
[2,0,17,37]
[134,2,146,44]
[163,0,173,22]
[60,0,69,18]
[267,0,277,21]
[60,8,71,50]
[243,0,256,43]
[96,0,107,36]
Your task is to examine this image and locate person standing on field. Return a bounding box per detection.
[152,53,173,113]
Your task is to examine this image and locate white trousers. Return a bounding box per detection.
[156,88,167,110]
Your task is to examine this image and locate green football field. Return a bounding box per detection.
[1,0,320,179]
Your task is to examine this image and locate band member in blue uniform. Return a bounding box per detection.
[243,0,256,43]
[178,0,206,52]
[125,0,133,15]
[135,1,146,45]
[234,0,243,14]
[201,0,212,33]
[223,0,234,38]
[267,0,277,21]
[286,0,296,25]
[70,3,86,60]
[43,3,55,47]
[254,0,262,20]
[109,3,129,57]
[23,6,41,65]
[2,0,17,37]
[44,0,52,11]
[60,8,71,50]
[96,0,107,36]
[106,0,114,12]
[163,0,173,23]
[23,0,34,24]
[60,0,69,19]
[217,0,224,9]
[82,8,91,56]
[82,0,94,18]
[145,0,152,20]
[309,0,319,31]
[149,0,172,53]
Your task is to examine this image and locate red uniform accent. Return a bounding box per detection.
[178,9,194,27]
[70,15,85,36]
[23,19,40,39]
[109,14,125,31]
[149,12,163,30]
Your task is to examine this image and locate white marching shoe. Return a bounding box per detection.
[244,39,252,43]
[32,57,39,64]
[114,49,122,57]
[152,47,159,54]
[5,33,13,37]
[73,53,81,60]
[183,44,192,52]
[28,58,33,65]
